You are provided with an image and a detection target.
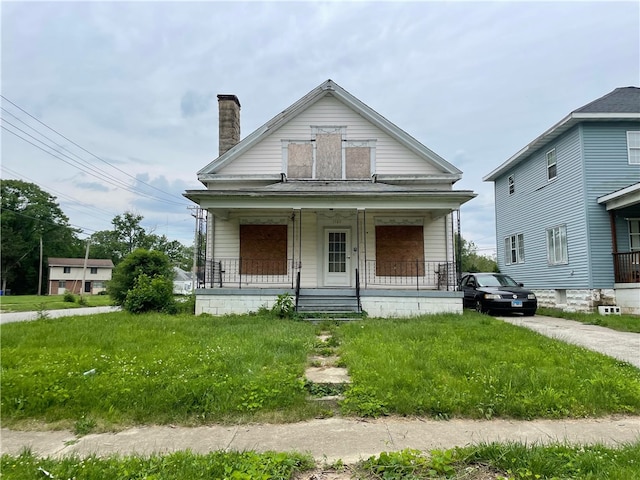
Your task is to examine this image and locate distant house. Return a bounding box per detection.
[184,79,476,317]
[173,267,194,295]
[484,87,640,314]
[47,258,114,295]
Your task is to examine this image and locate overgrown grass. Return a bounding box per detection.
[1,312,322,430]
[337,313,640,419]
[538,307,640,333]
[0,294,114,312]
[3,442,638,479]
[359,441,640,479]
[0,450,315,480]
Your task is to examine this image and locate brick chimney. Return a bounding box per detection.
[217,94,241,156]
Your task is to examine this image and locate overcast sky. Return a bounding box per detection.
[2,1,638,254]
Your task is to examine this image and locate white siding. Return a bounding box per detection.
[218,96,442,176]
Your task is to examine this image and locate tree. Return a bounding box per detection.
[456,236,499,274]
[0,179,83,294]
[107,248,175,308]
[91,212,192,268]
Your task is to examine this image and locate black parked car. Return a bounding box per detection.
[460,273,537,316]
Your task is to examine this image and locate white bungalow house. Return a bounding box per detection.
[184,80,476,317]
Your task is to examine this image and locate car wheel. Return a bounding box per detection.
[475,300,486,314]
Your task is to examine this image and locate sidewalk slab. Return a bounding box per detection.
[0,306,121,324]
[3,416,639,464]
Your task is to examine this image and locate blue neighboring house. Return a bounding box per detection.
[484,87,639,314]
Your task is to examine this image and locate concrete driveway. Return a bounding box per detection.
[496,314,640,368]
[0,306,121,324]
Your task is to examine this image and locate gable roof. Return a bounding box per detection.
[484,87,640,182]
[47,258,114,268]
[198,79,462,179]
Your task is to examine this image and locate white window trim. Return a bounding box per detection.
[546,148,557,181]
[504,233,525,265]
[546,224,568,265]
[629,218,640,252]
[508,174,515,195]
[627,131,640,165]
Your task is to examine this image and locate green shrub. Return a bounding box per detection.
[123,274,177,314]
[63,292,75,303]
[272,292,295,318]
[108,249,174,305]
[176,293,196,314]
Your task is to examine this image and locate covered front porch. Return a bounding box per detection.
[597,183,640,314]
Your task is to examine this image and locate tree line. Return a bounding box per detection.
[1,179,193,295]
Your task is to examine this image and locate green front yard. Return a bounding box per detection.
[0,294,114,312]
[2,311,639,432]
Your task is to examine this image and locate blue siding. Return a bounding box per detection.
[583,122,640,287]
[494,126,589,289]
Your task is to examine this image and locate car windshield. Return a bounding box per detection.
[476,274,519,287]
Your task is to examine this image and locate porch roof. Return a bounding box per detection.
[597,182,640,211]
[184,182,476,211]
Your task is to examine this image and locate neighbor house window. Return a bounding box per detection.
[628,131,640,165]
[63,267,71,273]
[504,233,525,265]
[546,148,557,180]
[58,281,66,288]
[90,267,98,274]
[630,219,640,251]
[546,225,568,265]
[239,224,287,275]
[508,175,515,195]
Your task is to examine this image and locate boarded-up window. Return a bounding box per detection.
[288,143,313,178]
[375,226,425,276]
[345,146,370,179]
[240,225,287,275]
[315,134,342,179]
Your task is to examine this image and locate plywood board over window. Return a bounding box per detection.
[375,226,425,276]
[288,143,313,178]
[346,147,370,179]
[316,134,342,179]
[240,225,288,275]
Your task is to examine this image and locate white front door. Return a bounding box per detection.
[324,229,351,287]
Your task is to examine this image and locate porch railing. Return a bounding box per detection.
[208,258,295,288]
[364,260,456,291]
[613,251,640,283]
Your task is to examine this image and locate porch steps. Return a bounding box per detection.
[296,288,362,318]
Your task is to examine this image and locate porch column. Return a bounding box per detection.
[609,210,619,283]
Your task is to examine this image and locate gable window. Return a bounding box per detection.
[239,224,288,275]
[628,131,640,165]
[508,175,515,195]
[63,266,71,274]
[546,148,557,180]
[90,267,98,274]
[546,225,568,265]
[630,219,640,251]
[504,233,524,265]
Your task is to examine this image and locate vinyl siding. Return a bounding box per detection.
[494,126,588,288]
[583,122,640,286]
[218,96,442,176]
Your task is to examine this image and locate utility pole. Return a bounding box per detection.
[80,238,91,299]
[37,235,43,295]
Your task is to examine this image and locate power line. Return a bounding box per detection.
[2,124,186,207]
[1,95,191,206]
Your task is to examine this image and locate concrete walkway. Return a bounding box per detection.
[0,306,121,324]
[1,313,639,463]
[2,416,639,464]
[496,314,640,368]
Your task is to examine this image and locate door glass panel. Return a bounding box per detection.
[328,232,346,273]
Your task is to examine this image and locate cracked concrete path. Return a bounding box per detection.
[2,416,639,464]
